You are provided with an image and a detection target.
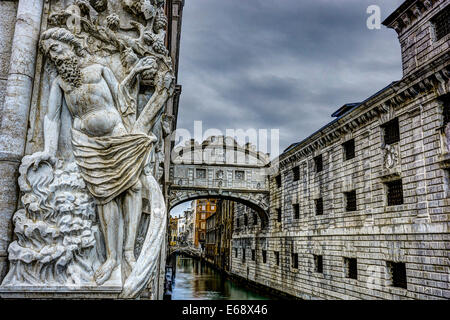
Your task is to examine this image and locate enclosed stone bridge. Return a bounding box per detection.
[168,136,271,226]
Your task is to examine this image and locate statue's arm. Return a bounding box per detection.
[44,79,63,156]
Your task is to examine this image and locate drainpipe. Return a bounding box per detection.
[0,0,44,281]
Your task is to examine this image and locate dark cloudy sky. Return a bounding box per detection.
[170,0,404,216]
[175,0,405,156]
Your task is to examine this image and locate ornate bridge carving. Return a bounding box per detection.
[168,136,271,227]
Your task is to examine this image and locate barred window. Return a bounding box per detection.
[314,155,323,172]
[345,190,357,212]
[344,257,358,280]
[443,96,450,126]
[274,251,280,266]
[386,179,403,206]
[251,249,255,261]
[262,250,267,263]
[293,166,300,181]
[235,248,238,258]
[382,118,400,145]
[314,255,323,273]
[292,253,298,269]
[276,208,282,222]
[242,248,246,263]
[244,214,248,226]
[275,175,282,188]
[343,139,355,161]
[236,217,240,228]
[293,203,300,219]
[196,168,206,179]
[433,5,450,41]
[387,261,407,289]
[315,198,323,216]
[253,213,258,225]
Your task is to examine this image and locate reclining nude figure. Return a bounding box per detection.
[31,27,173,294]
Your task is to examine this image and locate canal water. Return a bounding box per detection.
[171,255,274,300]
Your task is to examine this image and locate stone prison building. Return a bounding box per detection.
[231,0,450,300]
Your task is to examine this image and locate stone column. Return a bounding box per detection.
[0,0,44,281]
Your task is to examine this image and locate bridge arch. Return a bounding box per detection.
[168,190,269,228]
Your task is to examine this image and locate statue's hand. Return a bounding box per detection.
[134,56,156,74]
[26,151,57,171]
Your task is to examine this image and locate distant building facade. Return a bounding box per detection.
[194,199,218,249]
[230,0,450,300]
[169,217,179,247]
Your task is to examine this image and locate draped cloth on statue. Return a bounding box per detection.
[71,129,153,205]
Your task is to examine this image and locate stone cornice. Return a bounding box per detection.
[382,0,442,35]
[278,53,450,170]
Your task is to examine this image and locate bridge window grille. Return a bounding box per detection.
[236,217,240,228]
[433,5,450,41]
[293,166,300,181]
[235,170,245,180]
[276,208,282,222]
[253,213,258,225]
[344,257,358,279]
[275,175,281,188]
[315,198,323,216]
[314,255,323,273]
[242,248,246,263]
[251,249,255,261]
[387,261,407,289]
[293,203,300,219]
[314,155,323,172]
[292,253,298,269]
[382,118,400,146]
[343,139,355,161]
[274,251,280,266]
[244,214,248,226]
[345,190,357,212]
[386,179,403,206]
[196,169,206,179]
[235,248,238,258]
[262,250,267,263]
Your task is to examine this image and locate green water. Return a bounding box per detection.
[171,255,273,300]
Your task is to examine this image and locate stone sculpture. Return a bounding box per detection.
[1,0,174,299]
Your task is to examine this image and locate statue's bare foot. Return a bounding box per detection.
[124,250,136,270]
[94,259,116,285]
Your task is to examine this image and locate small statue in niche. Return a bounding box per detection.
[384,144,399,169]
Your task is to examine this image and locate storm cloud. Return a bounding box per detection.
[175,0,405,156]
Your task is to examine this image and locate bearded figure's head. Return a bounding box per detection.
[40,28,85,87]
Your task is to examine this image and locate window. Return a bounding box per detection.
[293,166,300,181]
[345,190,357,212]
[433,5,450,41]
[274,251,280,266]
[387,261,407,289]
[293,203,300,219]
[386,179,403,206]
[275,175,281,188]
[315,198,323,216]
[235,170,245,180]
[235,248,238,258]
[443,96,450,126]
[262,250,267,263]
[276,208,282,222]
[292,253,298,269]
[344,257,358,279]
[251,249,255,261]
[314,155,323,172]
[236,217,240,228]
[314,255,323,273]
[242,248,246,263]
[253,213,258,225]
[244,214,248,226]
[382,118,400,146]
[196,169,206,179]
[343,139,355,161]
